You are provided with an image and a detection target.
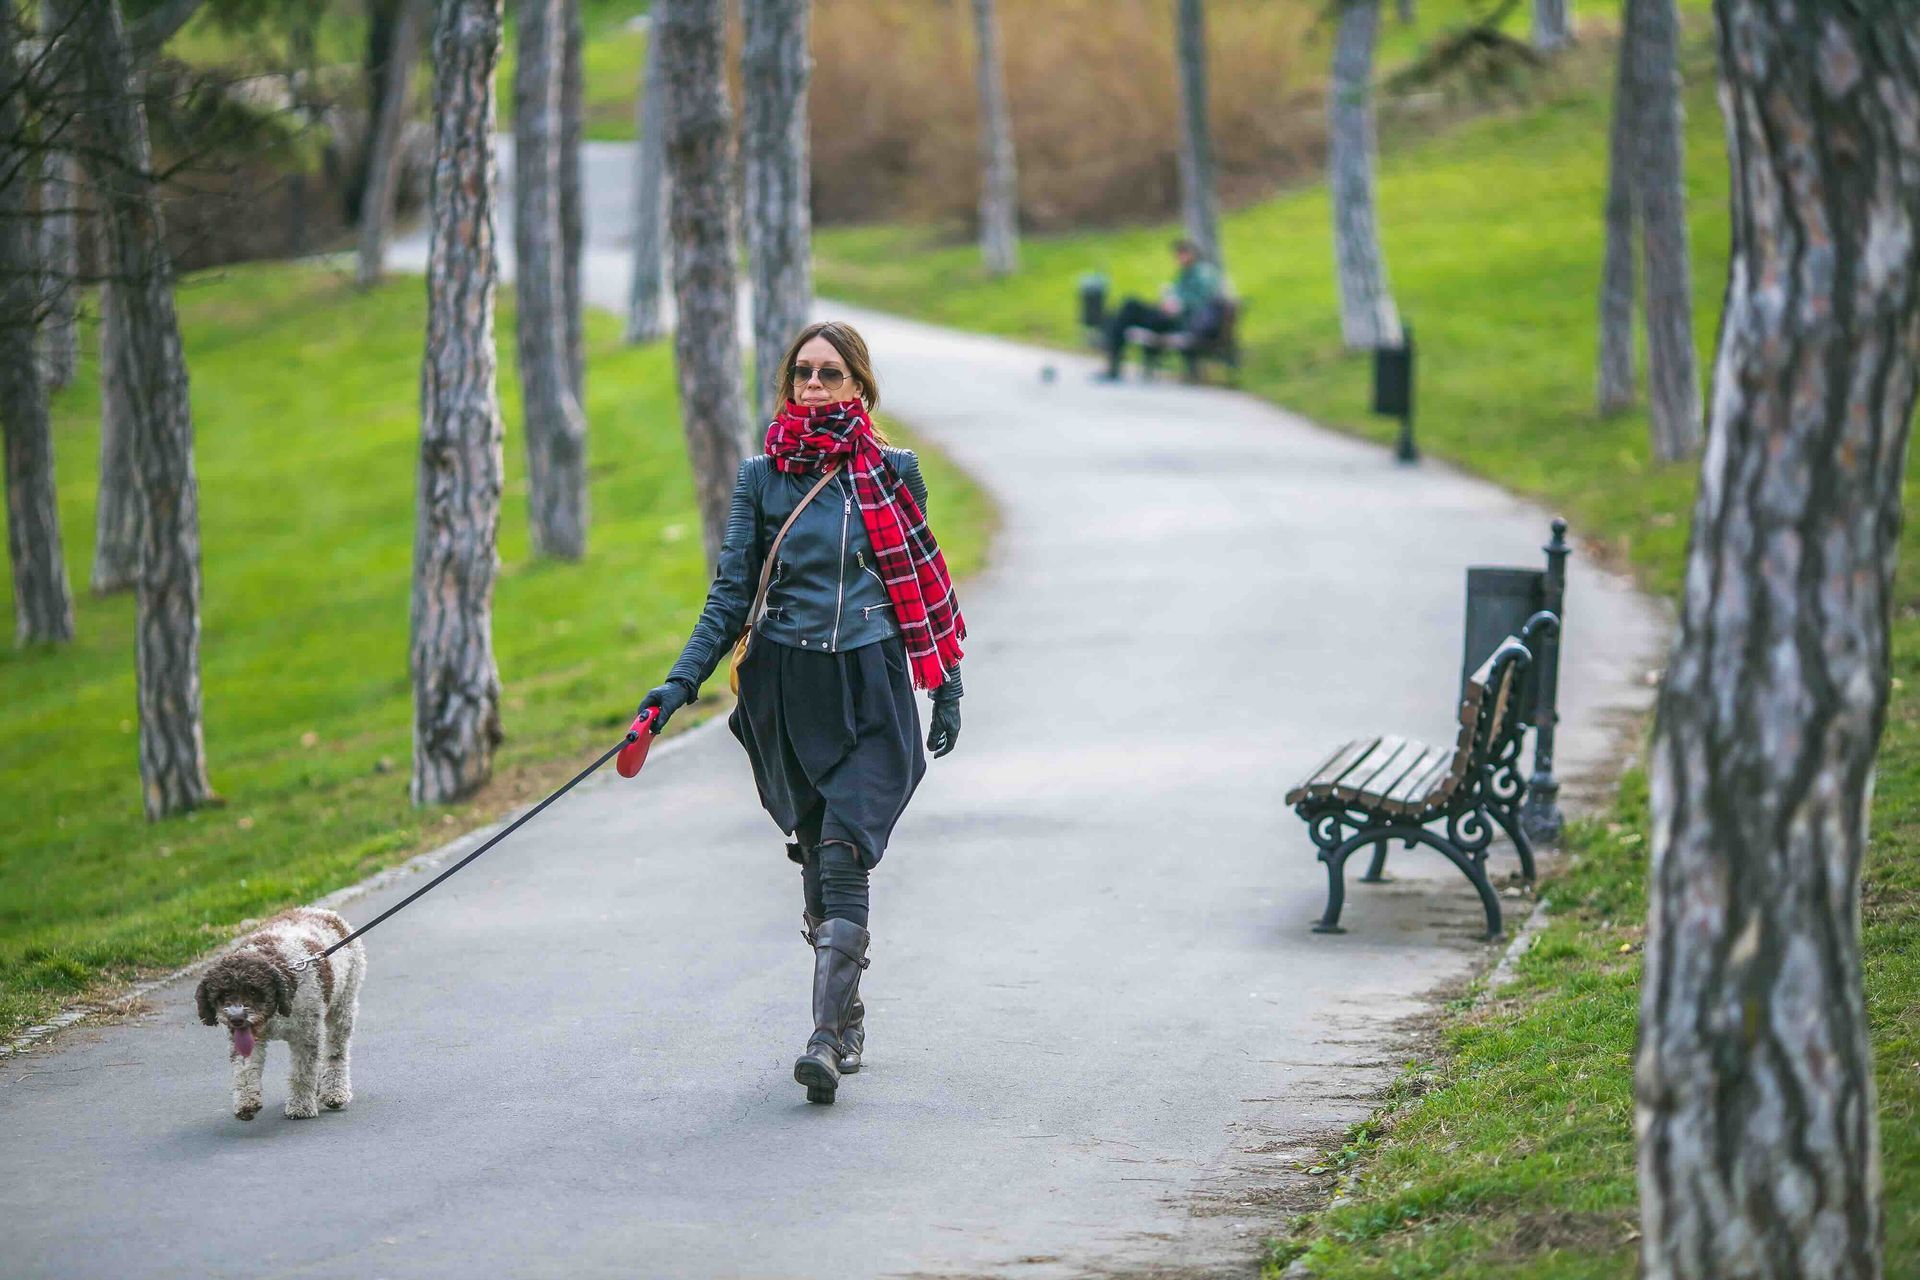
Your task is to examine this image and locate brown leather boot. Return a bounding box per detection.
[793,918,869,1104]
[804,912,864,1073]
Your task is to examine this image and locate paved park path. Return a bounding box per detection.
[0,143,1668,1279]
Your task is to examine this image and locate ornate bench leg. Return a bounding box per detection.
[1465,852,1503,941]
[1313,841,1357,934]
[1490,804,1537,882]
[1315,830,1387,934]
[1359,839,1390,883]
[1426,833,1504,941]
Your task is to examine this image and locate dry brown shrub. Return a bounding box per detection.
[809,0,1327,230]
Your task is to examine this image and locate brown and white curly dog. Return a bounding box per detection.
[195,907,366,1122]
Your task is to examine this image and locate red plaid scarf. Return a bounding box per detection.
[764,401,966,691]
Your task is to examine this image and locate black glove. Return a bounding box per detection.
[636,680,694,733]
[927,698,961,758]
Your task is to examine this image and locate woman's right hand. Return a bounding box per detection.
[636,680,693,733]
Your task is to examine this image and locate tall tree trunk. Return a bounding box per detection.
[69,0,215,819]
[657,0,748,571]
[36,154,79,391]
[1595,7,1636,414]
[1532,0,1572,51]
[624,25,668,344]
[513,0,588,560]
[288,19,322,249]
[1625,0,1699,462]
[36,0,79,391]
[355,0,427,288]
[351,0,405,222]
[1638,6,1920,1277]
[1328,0,1400,350]
[558,0,583,405]
[91,280,140,594]
[2,2,76,647]
[74,0,158,597]
[413,0,506,807]
[742,0,812,420]
[1174,0,1221,269]
[969,0,1018,277]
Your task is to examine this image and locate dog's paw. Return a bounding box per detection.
[234,1101,262,1122]
[320,1087,351,1111]
[284,1097,320,1120]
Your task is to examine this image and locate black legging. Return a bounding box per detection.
[801,841,870,928]
[1104,298,1182,374]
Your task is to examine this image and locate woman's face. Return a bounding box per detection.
[791,336,859,407]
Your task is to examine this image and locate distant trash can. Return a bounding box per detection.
[1373,336,1413,418]
[1372,324,1416,462]
[1461,518,1572,846]
[1462,566,1545,717]
[1078,273,1108,331]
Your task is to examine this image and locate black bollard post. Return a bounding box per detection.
[1521,518,1570,846]
[1395,323,1417,464]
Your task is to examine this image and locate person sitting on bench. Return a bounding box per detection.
[1097,238,1226,381]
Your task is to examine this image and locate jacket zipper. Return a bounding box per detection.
[857,548,887,589]
[830,476,850,650]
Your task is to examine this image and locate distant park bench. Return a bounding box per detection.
[1077,276,1244,386]
[1284,610,1560,941]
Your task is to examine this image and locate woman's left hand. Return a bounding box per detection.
[927,699,961,758]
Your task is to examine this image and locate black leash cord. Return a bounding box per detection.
[291,729,640,970]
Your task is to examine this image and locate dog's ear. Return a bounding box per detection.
[270,965,293,1017]
[195,977,217,1026]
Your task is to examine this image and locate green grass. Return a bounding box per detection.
[1269,785,1654,1278]
[818,37,1720,598]
[812,29,1917,1277]
[0,261,991,1042]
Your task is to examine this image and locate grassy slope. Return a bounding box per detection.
[818,43,1715,597]
[813,35,1917,1280]
[0,262,990,1041]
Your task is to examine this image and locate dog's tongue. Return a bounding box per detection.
[231,1026,254,1059]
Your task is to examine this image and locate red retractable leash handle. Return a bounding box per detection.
[616,707,661,777]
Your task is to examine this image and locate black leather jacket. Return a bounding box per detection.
[665,448,964,700]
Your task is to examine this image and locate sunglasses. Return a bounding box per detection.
[793,363,849,391]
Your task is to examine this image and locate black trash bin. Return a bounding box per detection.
[1461,566,1545,716]
[1078,273,1108,332]
[1460,519,1571,845]
[1371,324,1416,463]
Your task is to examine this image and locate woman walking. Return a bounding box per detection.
[635,321,967,1105]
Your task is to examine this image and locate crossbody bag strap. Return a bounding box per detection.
[746,463,843,629]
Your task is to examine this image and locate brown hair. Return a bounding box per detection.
[779,320,885,422]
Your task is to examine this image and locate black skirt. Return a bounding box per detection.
[727,634,926,869]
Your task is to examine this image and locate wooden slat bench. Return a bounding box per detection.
[1284,612,1559,940]
[1125,297,1243,386]
[1080,296,1245,386]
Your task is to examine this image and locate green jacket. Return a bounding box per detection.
[1171,260,1225,322]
